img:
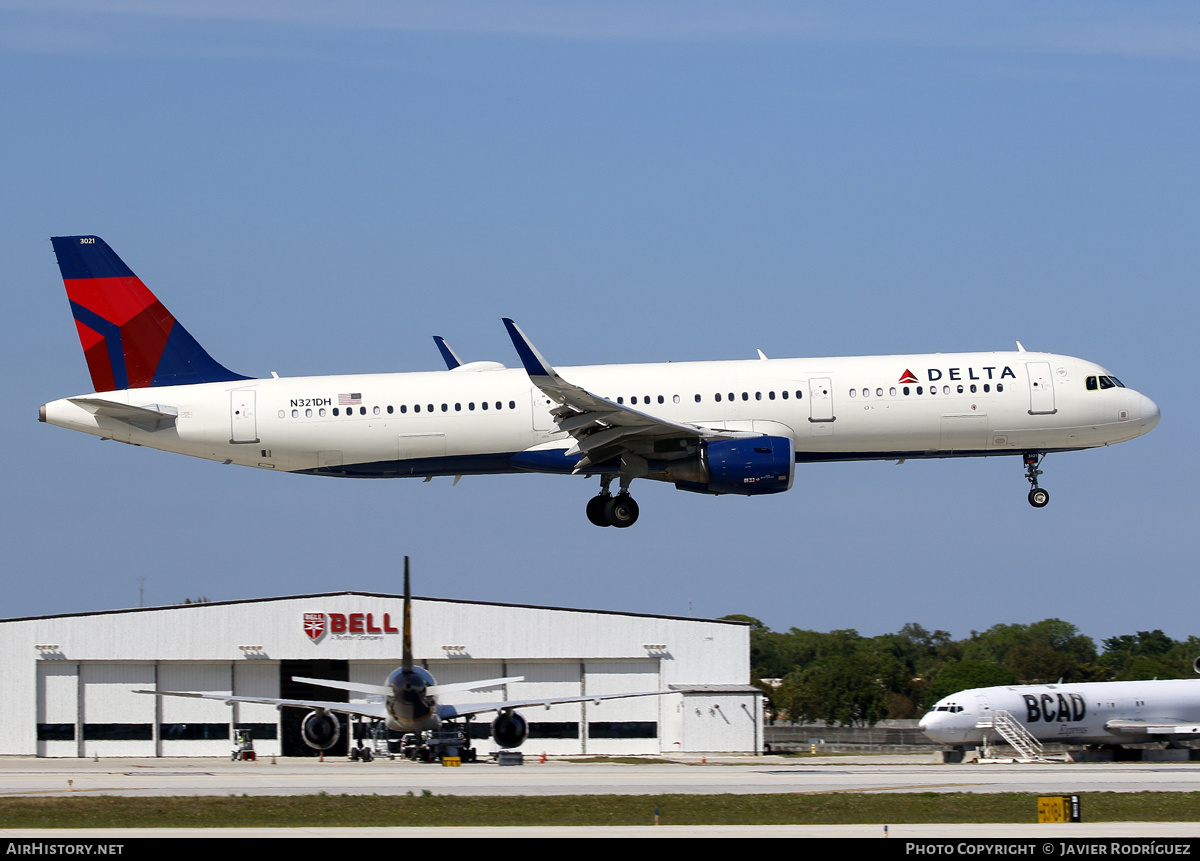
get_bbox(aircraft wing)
[436,689,680,720]
[134,689,389,721]
[503,318,756,471]
[1104,719,1200,735]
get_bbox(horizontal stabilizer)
[68,397,178,431]
[427,676,523,697]
[291,676,391,697]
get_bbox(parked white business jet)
[40,236,1160,527]
[920,674,1200,748]
[138,558,677,755]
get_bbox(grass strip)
[0,792,1197,829]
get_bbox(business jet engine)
[491,710,528,749]
[667,436,795,496]
[300,709,342,750]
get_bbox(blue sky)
[3,2,1196,645]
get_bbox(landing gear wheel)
[1023,452,1048,509]
[586,494,612,527]
[605,494,639,528]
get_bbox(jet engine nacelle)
[300,709,342,750]
[491,711,528,749]
[670,436,795,496]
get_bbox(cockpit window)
[1088,375,1125,391]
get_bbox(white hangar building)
[0,592,761,758]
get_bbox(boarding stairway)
[976,709,1047,762]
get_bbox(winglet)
[433,336,462,370]
[502,318,555,381]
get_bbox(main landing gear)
[1024,452,1049,508]
[586,476,640,528]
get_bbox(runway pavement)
[1,753,1198,798]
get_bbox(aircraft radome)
[138,558,680,760]
[920,670,1200,750]
[41,236,1160,527]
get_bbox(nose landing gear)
[1024,452,1049,508]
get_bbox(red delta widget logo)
[304,612,399,643]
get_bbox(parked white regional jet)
[138,558,678,756]
[40,236,1160,527]
[921,674,1200,748]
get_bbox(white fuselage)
[920,679,1200,747]
[41,350,1159,479]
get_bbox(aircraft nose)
[1139,394,1160,432]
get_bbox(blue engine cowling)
[674,436,795,496]
[491,711,528,749]
[300,709,342,750]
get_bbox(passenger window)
[782,391,788,399]
[876,388,883,397]
[508,401,515,409]
[319,408,326,417]
[996,383,1003,392]
[387,405,393,414]
[277,410,285,418]
[455,403,461,412]
[768,391,775,400]
[755,392,762,400]
[715,393,721,402]
[741,392,748,401]
[401,405,407,414]
[291,409,299,418]
[694,394,700,403]
[360,407,367,415]
[982,384,990,393]
[373,406,381,415]
[970,384,977,393]
[889,387,896,396]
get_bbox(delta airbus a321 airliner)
[40,236,1160,527]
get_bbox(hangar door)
[583,660,664,755]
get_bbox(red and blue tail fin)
[51,236,250,391]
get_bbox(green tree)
[776,652,908,726]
